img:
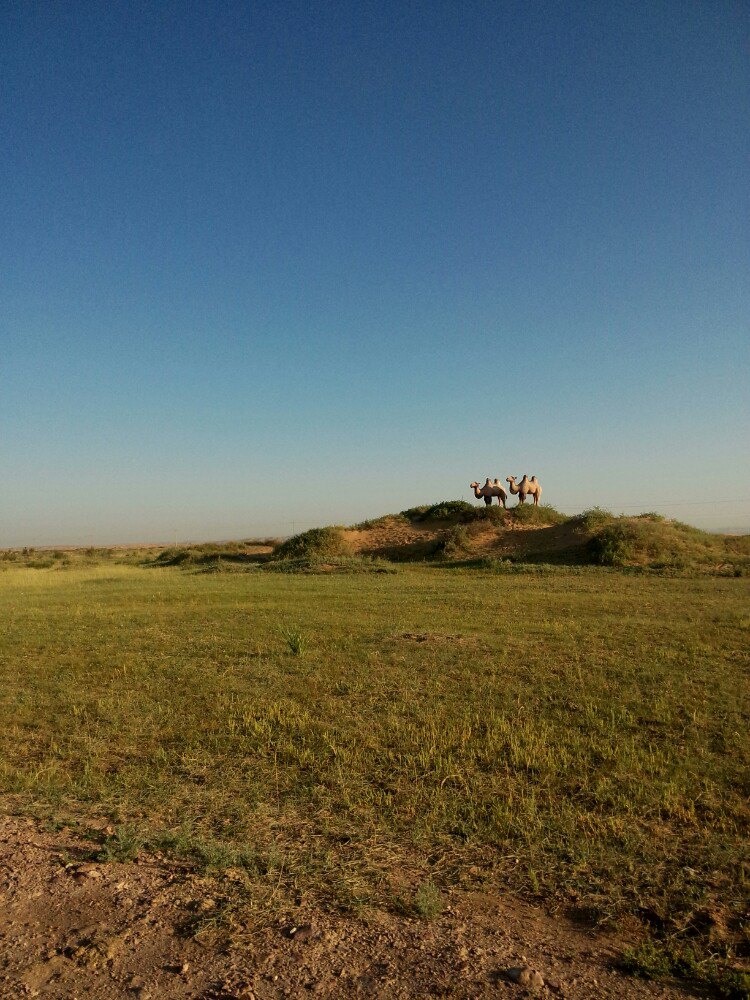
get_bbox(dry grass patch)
[0,560,748,994]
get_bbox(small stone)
[288,923,314,941]
[508,966,545,990]
[73,863,102,879]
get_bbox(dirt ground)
[0,814,703,999]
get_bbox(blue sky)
[3,1,749,544]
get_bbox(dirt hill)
[269,503,750,574]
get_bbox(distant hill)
[5,506,748,576]
[267,503,750,574]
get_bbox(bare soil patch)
[1,814,695,999]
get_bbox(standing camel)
[506,475,543,506]
[470,479,508,508]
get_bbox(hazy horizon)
[4,2,749,547]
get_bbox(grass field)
[1,555,748,992]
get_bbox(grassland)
[0,536,748,994]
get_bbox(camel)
[506,474,543,506]
[470,478,508,508]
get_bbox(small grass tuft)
[97,824,143,862]
[279,625,308,656]
[413,880,443,920]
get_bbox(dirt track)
[0,814,697,999]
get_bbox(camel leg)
[533,493,539,506]
[484,497,492,506]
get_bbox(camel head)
[506,476,516,484]
[470,482,480,489]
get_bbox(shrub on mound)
[271,526,352,561]
[402,500,506,524]
[568,507,614,533]
[585,516,750,569]
[508,504,566,526]
[150,547,198,566]
[588,523,638,566]
[401,500,475,522]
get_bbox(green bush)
[509,504,565,526]
[151,547,196,566]
[588,523,637,566]
[439,525,471,558]
[271,527,352,562]
[402,500,507,524]
[400,505,431,522]
[569,507,614,532]
[351,514,407,530]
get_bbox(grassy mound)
[270,526,352,562]
[401,500,566,528]
[148,541,271,569]
[580,511,750,572]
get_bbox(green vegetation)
[510,503,566,526]
[401,500,502,524]
[4,506,747,576]
[264,555,396,574]
[0,554,748,993]
[278,625,308,656]
[580,513,750,573]
[270,526,352,561]
[622,940,750,999]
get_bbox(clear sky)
[3,1,749,545]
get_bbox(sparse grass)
[464,557,590,574]
[263,555,396,574]
[0,543,748,993]
[352,514,408,530]
[622,940,750,999]
[97,823,143,862]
